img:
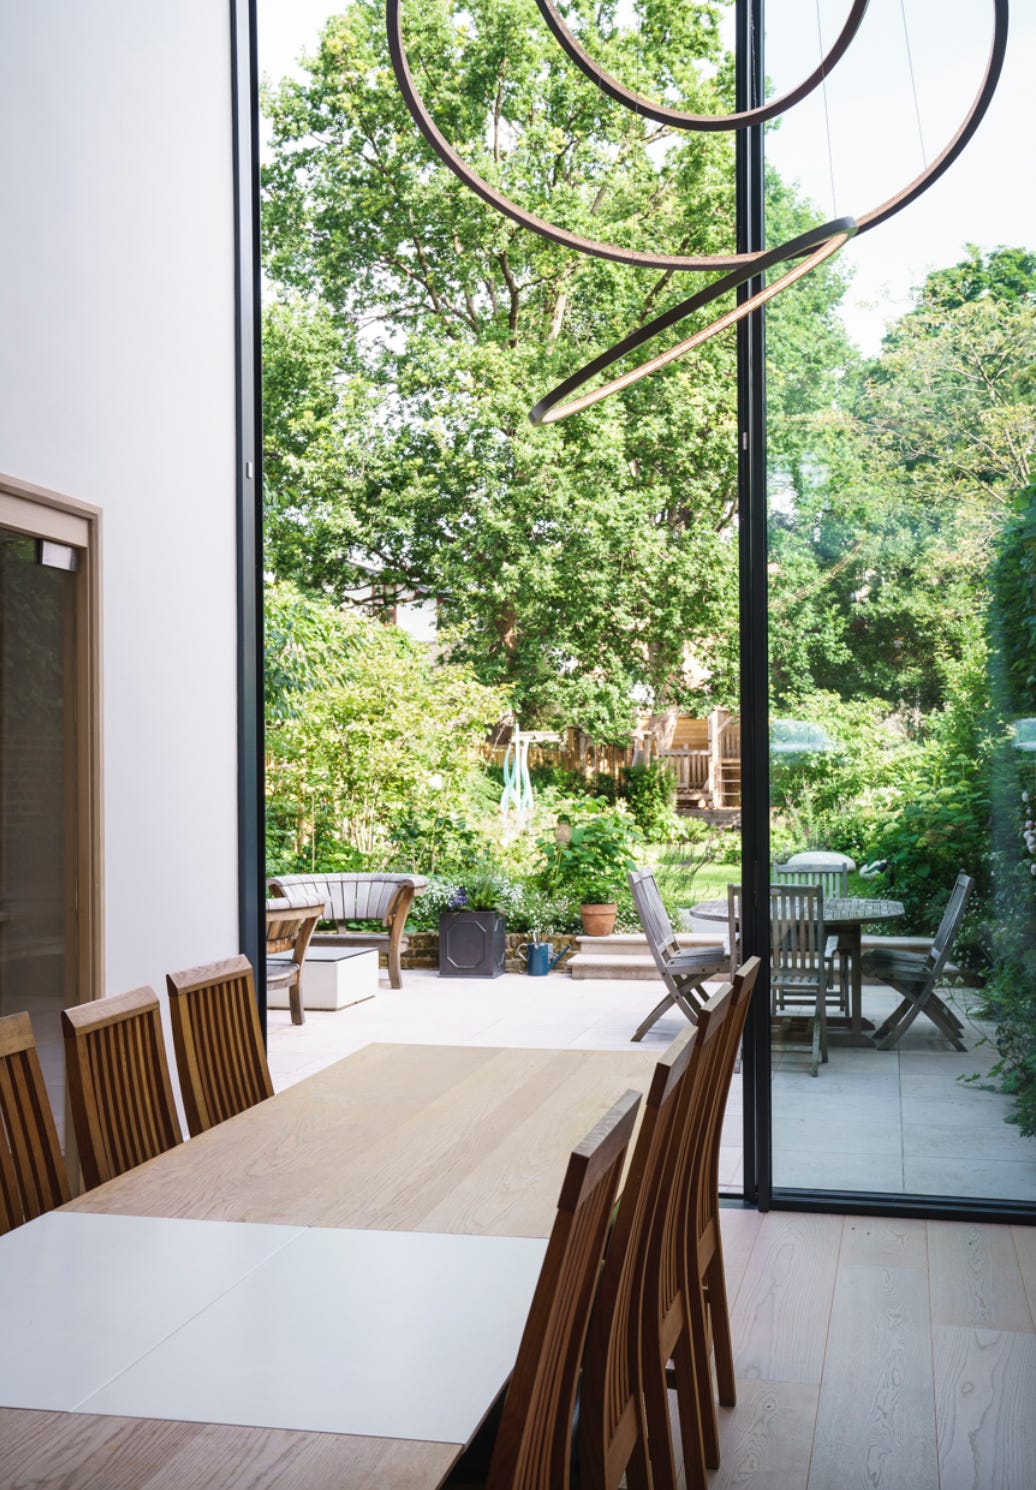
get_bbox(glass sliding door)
[762,2,1036,1208]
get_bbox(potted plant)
[538,801,643,937]
[438,858,509,978]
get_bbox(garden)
[260,2,1036,1140]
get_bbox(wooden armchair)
[167,955,273,1136]
[629,867,728,1043]
[62,987,183,1189]
[265,898,324,1026]
[0,1011,70,1232]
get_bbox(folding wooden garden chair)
[629,867,727,1042]
[863,871,973,1050]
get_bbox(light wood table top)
[2,1041,658,1490]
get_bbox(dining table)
[689,895,905,1046]
[0,1040,659,1490]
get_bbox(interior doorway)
[0,477,101,1139]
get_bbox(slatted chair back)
[630,866,679,965]
[773,861,848,899]
[638,978,736,1490]
[269,873,417,926]
[579,1033,696,1490]
[925,871,974,978]
[265,898,324,1026]
[769,884,827,989]
[0,1011,70,1233]
[484,1089,641,1490]
[62,987,183,1190]
[265,898,322,956]
[682,959,761,1476]
[166,956,273,1137]
[768,885,832,1077]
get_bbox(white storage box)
[267,947,378,1012]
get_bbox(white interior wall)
[0,3,241,997]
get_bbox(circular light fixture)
[386,1,1009,423]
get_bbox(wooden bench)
[266,873,427,990]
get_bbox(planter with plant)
[438,858,510,978]
[538,800,643,937]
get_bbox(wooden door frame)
[0,470,104,1009]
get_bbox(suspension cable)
[815,0,839,217]
[899,0,928,166]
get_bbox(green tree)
[261,0,852,740]
[769,246,1036,714]
[265,580,508,872]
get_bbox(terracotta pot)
[580,902,618,937]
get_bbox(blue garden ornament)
[501,725,535,837]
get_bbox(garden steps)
[568,932,958,983]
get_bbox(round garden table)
[689,895,905,1046]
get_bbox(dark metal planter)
[438,911,506,978]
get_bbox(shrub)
[537,797,644,905]
[979,482,1036,1134]
[619,761,678,840]
[265,581,508,874]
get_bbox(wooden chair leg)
[910,992,967,1051]
[642,1342,682,1490]
[632,991,676,1042]
[672,1327,710,1489]
[289,976,305,1026]
[387,923,404,990]
[706,1251,736,1408]
[673,987,705,1024]
[624,1421,653,1490]
[683,1282,719,1471]
[872,996,911,1045]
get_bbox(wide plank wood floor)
[705,1209,1036,1490]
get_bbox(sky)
[257,0,1034,354]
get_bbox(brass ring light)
[385,1,1009,423]
[534,0,871,132]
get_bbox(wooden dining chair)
[166,955,274,1137]
[0,1011,70,1233]
[265,897,324,1026]
[456,1088,641,1490]
[637,978,736,1490]
[62,987,183,1190]
[578,1031,697,1490]
[678,957,761,1478]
